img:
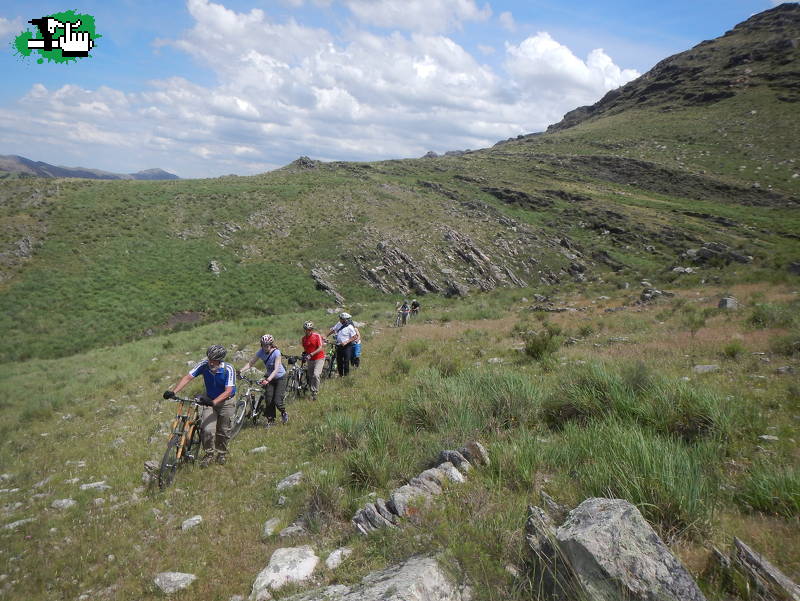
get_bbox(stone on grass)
[262,517,281,537]
[276,472,303,491]
[250,446,268,454]
[154,572,197,594]
[437,462,466,483]
[181,515,203,530]
[438,450,472,473]
[388,484,432,517]
[51,499,77,510]
[4,518,35,530]
[459,441,490,466]
[693,365,719,374]
[555,498,706,601]
[80,481,111,491]
[279,523,307,538]
[325,547,353,570]
[250,545,318,599]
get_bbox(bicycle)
[283,355,308,404]
[159,396,204,490]
[394,310,409,327]
[321,339,337,380]
[230,374,266,436]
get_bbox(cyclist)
[410,299,420,316]
[163,344,236,467]
[300,321,325,401]
[239,334,288,427]
[327,312,358,377]
[398,300,411,326]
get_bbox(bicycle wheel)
[230,396,250,438]
[298,369,308,395]
[322,356,336,380]
[394,313,401,327]
[158,434,181,490]
[184,425,202,463]
[284,371,300,405]
[251,394,264,426]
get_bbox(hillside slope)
[1,5,799,362]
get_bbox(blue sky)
[0,0,791,178]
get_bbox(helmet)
[403,300,409,304]
[206,345,227,361]
[339,312,351,320]
[260,334,274,347]
[303,321,314,330]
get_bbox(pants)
[401,312,409,325]
[306,358,324,397]
[264,376,287,421]
[351,342,361,368]
[336,343,353,377]
[199,395,235,457]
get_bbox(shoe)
[265,420,275,429]
[281,411,289,425]
[311,394,318,401]
[216,454,227,466]
[200,453,214,468]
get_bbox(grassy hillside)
[0,282,797,600]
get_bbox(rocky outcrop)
[311,269,345,304]
[352,442,487,535]
[356,242,442,296]
[526,497,706,601]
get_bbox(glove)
[163,390,175,400]
[198,398,214,407]
[301,352,309,361]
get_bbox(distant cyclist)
[328,312,358,377]
[398,300,411,326]
[239,334,288,426]
[300,321,325,401]
[163,344,236,467]
[410,299,420,317]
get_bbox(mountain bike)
[394,309,409,327]
[159,396,204,490]
[321,340,337,380]
[283,355,308,404]
[230,374,266,436]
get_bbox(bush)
[522,326,563,360]
[721,339,746,360]
[748,302,799,329]
[769,332,800,356]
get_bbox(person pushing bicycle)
[327,312,358,378]
[163,345,236,467]
[238,334,289,427]
[301,321,325,401]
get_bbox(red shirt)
[302,332,325,360]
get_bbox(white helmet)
[260,334,274,347]
[339,312,351,320]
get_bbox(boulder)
[459,441,490,467]
[154,572,196,594]
[181,515,203,530]
[262,517,281,537]
[325,547,353,570]
[279,555,470,601]
[718,296,738,310]
[438,450,472,473]
[555,498,706,601]
[437,462,466,483]
[388,484,432,517]
[251,546,319,599]
[276,472,303,491]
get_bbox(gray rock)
[250,446,268,454]
[325,547,353,571]
[51,499,77,510]
[154,572,197,594]
[276,472,303,491]
[409,475,442,496]
[80,481,111,491]
[459,441,490,467]
[758,435,779,442]
[4,518,35,530]
[250,545,319,599]
[438,450,472,473]
[718,296,738,310]
[263,517,281,537]
[437,462,466,484]
[374,498,397,524]
[776,366,795,375]
[388,484,432,517]
[693,364,719,374]
[556,498,706,601]
[279,523,307,537]
[362,503,395,530]
[279,555,470,601]
[181,515,203,530]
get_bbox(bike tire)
[230,397,249,438]
[251,394,263,426]
[184,424,202,463]
[158,434,181,490]
[322,356,336,380]
[298,369,308,395]
[284,372,300,405]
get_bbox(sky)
[0,0,793,179]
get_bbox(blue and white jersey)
[189,359,236,399]
[256,348,286,379]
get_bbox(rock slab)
[251,545,319,599]
[154,572,197,594]
[555,498,706,601]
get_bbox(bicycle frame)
[167,397,201,460]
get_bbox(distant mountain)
[0,154,179,180]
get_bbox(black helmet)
[206,345,227,361]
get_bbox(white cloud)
[0,16,23,41]
[499,11,515,32]
[343,0,491,34]
[0,0,639,178]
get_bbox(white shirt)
[332,322,357,345]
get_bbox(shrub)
[769,332,800,356]
[748,302,799,329]
[405,339,429,357]
[722,340,746,360]
[522,327,563,360]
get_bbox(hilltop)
[0,154,179,181]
